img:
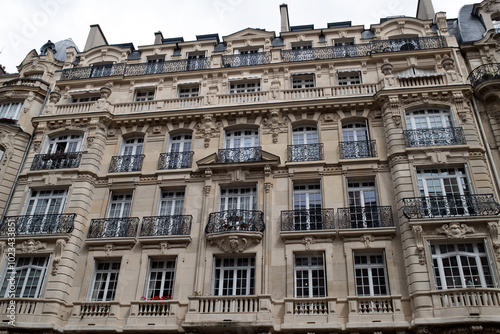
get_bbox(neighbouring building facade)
[1,1,500,334]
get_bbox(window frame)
[144,258,177,299]
[134,90,156,102]
[229,81,261,94]
[178,86,200,98]
[0,256,50,298]
[212,256,255,296]
[353,252,389,296]
[292,74,315,89]
[0,101,24,120]
[294,253,327,298]
[405,108,453,130]
[337,71,362,85]
[71,96,99,103]
[45,134,83,154]
[219,186,257,211]
[88,260,121,301]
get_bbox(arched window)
[288,125,323,161]
[160,133,193,169]
[220,129,260,163]
[341,122,376,158]
[31,134,83,170]
[109,137,145,173]
[46,134,83,153]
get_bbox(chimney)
[154,31,164,45]
[280,4,290,32]
[416,0,435,20]
[84,24,108,51]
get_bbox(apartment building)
[0,1,499,333]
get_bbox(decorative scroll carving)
[18,239,45,253]
[412,225,426,265]
[160,242,170,255]
[209,235,261,253]
[360,234,375,248]
[302,237,316,250]
[195,115,221,148]
[104,243,115,256]
[52,239,66,275]
[488,222,500,261]
[261,109,289,143]
[436,223,475,239]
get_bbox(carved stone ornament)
[104,243,115,256]
[302,237,316,250]
[488,222,500,261]
[381,62,394,76]
[52,239,66,275]
[18,239,45,253]
[412,225,426,265]
[261,109,289,143]
[209,235,261,253]
[160,242,170,255]
[436,223,475,239]
[360,234,375,248]
[195,114,221,148]
[392,114,402,128]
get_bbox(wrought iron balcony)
[287,143,324,162]
[338,206,393,229]
[404,127,466,147]
[468,63,500,87]
[0,213,75,235]
[217,147,262,163]
[281,209,335,231]
[60,58,211,80]
[140,215,192,237]
[87,217,139,238]
[403,194,500,219]
[222,52,271,67]
[339,140,377,159]
[281,36,446,62]
[158,152,194,170]
[108,154,145,173]
[205,209,265,234]
[31,152,82,170]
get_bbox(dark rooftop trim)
[196,34,220,43]
[327,21,352,28]
[111,43,135,51]
[290,24,314,31]
[162,37,185,44]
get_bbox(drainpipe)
[1,86,51,223]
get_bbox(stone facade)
[1,1,500,334]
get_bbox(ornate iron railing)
[218,147,262,163]
[60,59,211,80]
[205,209,265,234]
[338,206,393,229]
[281,209,335,231]
[468,63,500,87]
[158,152,194,170]
[281,37,446,62]
[339,140,377,159]
[31,152,82,170]
[108,154,145,173]
[0,214,75,235]
[403,194,500,219]
[222,52,271,67]
[287,143,324,162]
[87,217,139,238]
[140,215,192,236]
[404,127,466,147]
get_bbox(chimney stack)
[416,0,435,20]
[280,4,290,32]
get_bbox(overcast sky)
[1,0,475,73]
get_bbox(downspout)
[1,86,51,223]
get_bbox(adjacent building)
[1,1,500,333]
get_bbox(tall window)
[294,254,326,298]
[122,138,144,156]
[405,108,458,147]
[0,257,49,298]
[187,52,206,71]
[159,191,184,216]
[417,167,472,217]
[293,184,322,230]
[146,58,164,74]
[135,90,155,102]
[406,109,451,130]
[0,101,23,120]
[104,192,133,237]
[89,261,121,301]
[213,257,255,296]
[333,39,356,58]
[220,187,256,211]
[431,243,494,289]
[115,137,144,172]
[145,259,176,299]
[342,122,373,158]
[290,125,321,161]
[293,126,318,145]
[107,193,132,218]
[347,180,379,228]
[221,129,260,163]
[46,134,82,153]
[354,253,389,296]
[25,189,67,234]
[338,72,361,85]
[162,133,192,169]
[229,82,261,94]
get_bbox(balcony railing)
[281,209,335,231]
[339,140,377,159]
[158,152,194,170]
[0,298,39,315]
[287,143,324,162]
[218,147,262,163]
[432,288,500,308]
[404,127,466,147]
[354,296,395,314]
[87,217,139,238]
[140,215,192,237]
[0,213,75,235]
[222,52,271,67]
[108,154,145,173]
[31,152,82,170]
[338,206,393,229]
[468,63,500,87]
[205,209,265,234]
[282,36,446,62]
[403,194,500,219]
[60,59,211,80]
[196,295,260,313]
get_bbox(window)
[341,122,374,158]
[163,133,193,169]
[354,253,388,296]
[294,254,326,298]
[234,48,262,55]
[229,81,261,94]
[90,64,113,78]
[26,73,43,79]
[89,261,121,301]
[333,38,357,58]
[145,259,176,299]
[404,108,461,147]
[113,137,144,172]
[0,257,49,298]
[187,52,206,71]
[220,187,256,211]
[293,126,318,145]
[107,193,132,218]
[347,180,379,228]
[334,38,355,46]
[122,137,143,156]
[0,101,23,120]
[293,184,322,230]
[225,129,259,148]
[178,86,199,98]
[292,74,315,89]
[417,167,473,217]
[213,256,255,296]
[290,125,322,162]
[0,148,4,162]
[135,90,155,102]
[46,134,82,153]
[71,96,99,103]
[406,109,451,130]
[493,16,500,30]
[103,192,133,238]
[23,189,67,234]
[338,72,361,85]
[146,58,165,74]
[221,129,260,163]
[291,42,313,61]
[431,242,494,289]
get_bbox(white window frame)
[229,81,261,94]
[0,101,23,120]
[178,86,200,98]
[338,71,361,85]
[224,129,259,149]
[159,190,185,216]
[144,258,176,299]
[121,137,143,156]
[0,256,50,298]
[292,74,315,89]
[342,122,372,159]
[25,189,67,216]
[354,252,389,296]
[405,108,452,130]
[290,42,313,61]
[107,192,133,218]
[71,96,99,103]
[292,126,318,145]
[212,256,255,296]
[431,242,495,290]
[293,183,322,231]
[219,187,256,211]
[294,254,326,298]
[135,90,155,102]
[46,134,83,153]
[88,260,121,301]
